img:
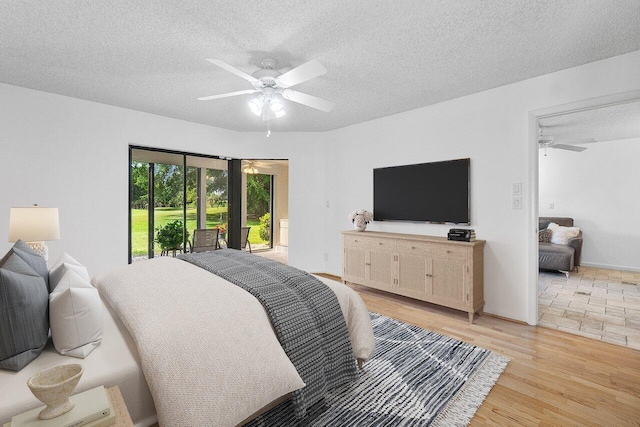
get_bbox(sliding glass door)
[129,148,228,262]
[185,155,228,248]
[130,148,287,262]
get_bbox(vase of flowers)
[348,209,373,232]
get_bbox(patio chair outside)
[188,228,219,253]
[241,226,252,253]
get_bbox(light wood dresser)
[342,230,485,323]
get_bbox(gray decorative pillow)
[538,229,553,243]
[0,254,49,371]
[0,240,49,292]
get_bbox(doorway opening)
[530,92,640,349]
[241,160,289,254]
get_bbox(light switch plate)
[512,197,522,210]
[512,182,522,196]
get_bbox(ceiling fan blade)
[554,138,597,144]
[282,89,334,112]
[205,59,259,84]
[197,89,259,101]
[275,60,327,88]
[552,144,588,152]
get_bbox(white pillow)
[547,222,580,245]
[49,268,103,358]
[49,253,90,292]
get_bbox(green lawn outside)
[131,207,267,256]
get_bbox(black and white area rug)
[249,313,509,426]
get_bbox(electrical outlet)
[549,202,554,209]
[325,200,330,208]
[324,253,329,262]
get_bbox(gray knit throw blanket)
[178,250,357,418]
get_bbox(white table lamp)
[8,205,60,261]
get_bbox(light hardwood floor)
[317,275,640,426]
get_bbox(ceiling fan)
[242,160,274,174]
[198,58,335,121]
[538,129,596,156]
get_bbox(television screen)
[373,158,470,224]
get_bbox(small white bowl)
[27,364,84,420]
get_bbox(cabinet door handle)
[365,263,371,266]
[378,242,382,245]
[411,246,416,249]
[426,273,432,277]
[446,250,451,253]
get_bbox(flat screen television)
[373,158,470,224]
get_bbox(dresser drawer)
[344,235,396,251]
[397,240,467,260]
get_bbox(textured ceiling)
[1,1,640,132]
[539,100,640,144]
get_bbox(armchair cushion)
[539,242,575,272]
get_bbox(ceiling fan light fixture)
[270,100,284,113]
[243,162,259,174]
[260,96,287,121]
[270,100,286,118]
[248,96,264,117]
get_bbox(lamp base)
[26,241,48,261]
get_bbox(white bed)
[1,257,374,427]
[0,298,157,426]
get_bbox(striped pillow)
[0,254,49,371]
[538,228,553,243]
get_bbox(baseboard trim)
[581,262,640,273]
[483,312,528,325]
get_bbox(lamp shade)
[8,207,60,242]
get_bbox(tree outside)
[131,162,270,257]
[246,174,272,247]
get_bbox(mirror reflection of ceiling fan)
[538,128,596,156]
[242,160,274,174]
[198,58,335,122]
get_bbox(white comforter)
[92,257,374,427]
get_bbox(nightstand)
[106,386,133,427]
[3,386,133,427]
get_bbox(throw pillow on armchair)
[547,222,580,245]
[538,229,553,243]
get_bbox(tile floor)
[254,247,288,264]
[538,266,640,350]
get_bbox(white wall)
[236,132,327,271]
[2,49,640,323]
[0,83,325,275]
[316,50,640,322]
[0,83,232,274]
[539,138,640,272]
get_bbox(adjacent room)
[1,2,639,426]
[537,101,640,348]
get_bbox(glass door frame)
[128,145,230,263]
